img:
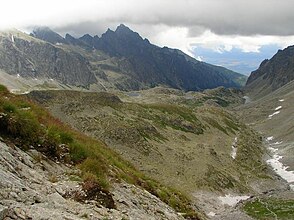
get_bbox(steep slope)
[238,80,294,184]
[245,45,294,99]
[0,85,202,219]
[0,140,188,220]
[0,30,97,88]
[31,26,68,45]
[237,78,294,220]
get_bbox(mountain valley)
[0,24,294,220]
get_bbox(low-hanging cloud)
[2,0,294,60]
[2,0,294,36]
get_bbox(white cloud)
[190,32,294,53]
[1,0,294,58]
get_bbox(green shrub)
[79,158,109,189]
[3,103,17,113]
[0,84,8,93]
[69,142,88,163]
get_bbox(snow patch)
[231,137,238,159]
[11,34,14,43]
[207,212,216,217]
[275,106,282,111]
[10,89,30,95]
[218,194,250,206]
[17,74,20,78]
[272,141,283,145]
[279,99,285,102]
[266,136,274,141]
[243,96,251,104]
[268,147,278,153]
[290,184,294,191]
[268,111,280,119]
[267,155,294,183]
[231,147,237,159]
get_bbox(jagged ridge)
[28,25,246,91]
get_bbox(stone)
[0,205,8,220]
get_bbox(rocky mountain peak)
[64,33,75,42]
[115,24,132,33]
[31,26,67,44]
[100,24,143,43]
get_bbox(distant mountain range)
[0,25,247,92]
[246,45,294,98]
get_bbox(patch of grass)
[243,198,294,219]
[203,117,228,135]
[0,84,9,93]
[3,103,17,113]
[138,103,204,135]
[48,174,58,183]
[199,165,240,191]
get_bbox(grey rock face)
[0,32,97,87]
[31,27,68,45]
[246,45,294,97]
[0,141,184,219]
[0,204,8,220]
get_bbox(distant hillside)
[32,25,246,90]
[0,25,246,92]
[245,45,294,99]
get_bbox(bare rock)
[0,204,8,220]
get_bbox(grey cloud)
[31,0,294,37]
[54,21,117,37]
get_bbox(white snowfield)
[279,99,285,102]
[218,194,250,206]
[267,155,294,183]
[266,137,294,186]
[207,212,216,217]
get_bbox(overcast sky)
[2,0,294,74]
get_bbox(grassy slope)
[243,198,294,219]
[27,88,271,196]
[0,85,202,219]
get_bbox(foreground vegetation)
[243,198,294,219]
[0,85,202,219]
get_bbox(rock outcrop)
[0,31,97,88]
[0,140,184,219]
[245,45,294,98]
